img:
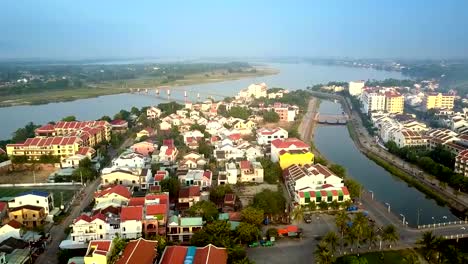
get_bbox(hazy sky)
[1,0,467,60]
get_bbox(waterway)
[0,63,404,140]
[314,100,458,225]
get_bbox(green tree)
[402,252,420,264]
[416,231,439,262]
[228,106,251,119]
[72,158,98,182]
[130,106,140,116]
[11,122,40,143]
[209,184,233,203]
[190,124,206,133]
[160,177,181,198]
[329,164,346,178]
[291,205,305,223]
[241,207,264,226]
[350,212,369,248]
[98,115,112,122]
[187,200,219,221]
[191,220,234,248]
[262,110,280,123]
[236,222,260,244]
[318,201,329,211]
[109,236,128,263]
[158,101,183,116]
[114,109,131,121]
[252,189,286,215]
[257,158,282,184]
[382,224,399,248]
[61,115,77,122]
[315,241,334,264]
[323,231,339,255]
[197,140,213,157]
[266,228,278,239]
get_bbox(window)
[33,214,36,217]
[14,215,17,219]
[36,200,39,204]
[123,227,126,231]
[99,225,102,229]
[100,235,103,239]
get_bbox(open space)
[0,186,79,207]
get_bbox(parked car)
[304,214,312,223]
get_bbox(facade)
[348,81,365,96]
[84,240,113,264]
[392,129,427,148]
[423,93,455,110]
[298,187,351,206]
[159,244,228,264]
[224,162,239,184]
[8,191,54,215]
[361,90,386,114]
[272,105,297,122]
[239,160,264,183]
[384,91,404,114]
[8,205,46,228]
[94,185,131,208]
[256,127,288,145]
[455,149,468,177]
[167,216,203,243]
[279,149,314,169]
[120,206,143,239]
[70,214,114,243]
[270,138,309,162]
[110,120,128,134]
[112,152,148,168]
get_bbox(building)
[423,93,455,110]
[120,206,143,239]
[178,186,201,210]
[94,185,131,208]
[147,107,162,120]
[112,151,148,168]
[116,238,158,264]
[101,168,152,189]
[110,120,128,134]
[84,240,113,264]
[348,81,365,96]
[279,149,314,169]
[136,127,156,139]
[0,220,22,243]
[384,91,404,114]
[455,149,468,177]
[70,213,113,243]
[361,90,386,114]
[178,170,212,188]
[159,244,228,264]
[392,129,427,148]
[8,191,54,215]
[297,187,351,206]
[35,121,111,142]
[8,205,46,228]
[167,216,203,243]
[224,162,239,184]
[256,127,288,145]
[239,160,264,183]
[272,103,297,122]
[270,138,309,162]
[130,141,157,157]
[237,83,268,99]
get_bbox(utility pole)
[80,170,83,185]
[417,209,421,227]
[33,170,36,184]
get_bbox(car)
[304,214,312,223]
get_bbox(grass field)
[336,249,423,264]
[0,186,78,207]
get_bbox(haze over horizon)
[2,0,468,60]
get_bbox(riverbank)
[309,91,468,215]
[0,67,279,107]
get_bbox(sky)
[1,0,468,60]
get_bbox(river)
[0,63,404,140]
[314,100,458,225]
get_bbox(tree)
[160,177,180,198]
[252,189,286,215]
[130,106,140,116]
[339,256,369,264]
[61,115,77,122]
[323,232,339,255]
[209,184,233,203]
[262,110,280,123]
[318,201,329,211]
[291,205,305,223]
[158,102,183,116]
[416,231,439,262]
[329,164,346,178]
[315,241,334,264]
[11,122,40,143]
[187,200,219,221]
[344,178,362,198]
[197,140,213,157]
[382,224,399,248]
[72,158,98,182]
[351,212,369,248]
[257,158,281,184]
[266,228,278,239]
[402,252,420,264]
[335,210,350,230]
[236,222,260,244]
[330,200,340,210]
[365,226,378,250]
[190,124,206,133]
[241,207,264,226]
[308,201,317,211]
[109,236,128,263]
[98,115,112,122]
[114,109,131,121]
[191,220,234,248]
[228,106,251,119]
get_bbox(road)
[35,178,101,264]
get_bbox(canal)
[314,100,459,225]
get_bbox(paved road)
[35,178,101,264]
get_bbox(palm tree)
[416,231,438,262]
[345,228,358,252]
[308,201,317,211]
[351,212,369,250]
[330,200,340,210]
[315,242,334,264]
[335,211,350,252]
[402,252,420,264]
[382,224,399,248]
[365,226,378,250]
[291,205,305,223]
[323,232,339,256]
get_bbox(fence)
[418,220,468,229]
[0,182,82,188]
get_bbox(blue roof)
[17,190,50,198]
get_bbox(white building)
[8,191,54,215]
[101,168,152,189]
[70,213,117,243]
[348,80,365,96]
[112,152,149,169]
[146,107,162,120]
[239,160,264,183]
[361,90,386,114]
[178,170,212,188]
[120,206,143,239]
[256,127,288,145]
[238,83,268,99]
[270,138,309,162]
[284,164,344,192]
[0,221,22,243]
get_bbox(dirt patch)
[262,121,292,130]
[0,164,57,184]
[236,183,278,207]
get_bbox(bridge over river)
[314,112,349,125]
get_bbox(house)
[8,205,46,228]
[153,170,169,185]
[167,216,203,243]
[183,130,204,145]
[94,185,131,208]
[159,244,228,264]
[62,147,96,168]
[112,151,148,168]
[178,170,212,188]
[279,149,314,169]
[272,103,297,122]
[0,220,22,243]
[455,149,468,177]
[116,238,158,264]
[130,141,157,157]
[392,129,427,148]
[242,145,264,161]
[120,206,143,239]
[270,138,309,162]
[224,162,238,184]
[8,190,54,216]
[206,121,223,135]
[232,120,256,134]
[159,121,172,131]
[147,107,162,120]
[0,202,8,222]
[239,160,264,183]
[110,119,128,133]
[84,240,113,264]
[256,127,288,145]
[159,145,178,163]
[178,186,201,210]
[70,213,116,243]
[143,193,169,236]
[297,187,351,206]
[237,83,268,99]
[101,168,152,189]
[136,127,156,139]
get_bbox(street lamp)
[432,217,435,230]
[442,216,448,222]
[400,214,406,226]
[417,208,422,227]
[369,190,374,200]
[385,203,391,213]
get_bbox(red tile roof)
[6,220,22,229]
[35,124,55,132]
[110,119,128,126]
[116,238,157,264]
[239,160,251,170]
[76,147,96,156]
[88,240,112,255]
[271,138,309,149]
[179,186,201,198]
[163,139,175,147]
[228,133,241,141]
[193,244,228,264]
[146,204,167,216]
[95,185,131,199]
[0,202,7,212]
[128,197,145,206]
[121,206,143,221]
[159,246,187,264]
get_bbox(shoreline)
[0,67,279,108]
[307,91,467,215]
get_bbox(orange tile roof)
[116,238,157,264]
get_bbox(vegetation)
[365,78,416,87]
[209,184,233,204]
[262,110,280,123]
[187,200,219,221]
[109,236,128,263]
[257,157,282,184]
[61,115,77,121]
[72,157,98,182]
[158,102,184,116]
[11,122,40,143]
[228,106,252,119]
[240,207,264,226]
[416,231,467,263]
[252,189,286,215]
[160,177,181,198]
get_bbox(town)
[0,78,467,264]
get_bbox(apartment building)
[423,93,455,110]
[455,149,468,177]
[348,80,365,96]
[6,136,84,161]
[361,90,386,114]
[384,91,404,114]
[35,120,111,143]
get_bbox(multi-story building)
[8,205,46,228]
[70,213,114,243]
[270,138,309,162]
[384,91,404,114]
[8,191,54,215]
[120,206,143,239]
[348,80,365,96]
[256,127,288,145]
[35,121,111,141]
[237,83,268,99]
[361,90,386,114]
[101,168,152,189]
[279,149,314,169]
[423,92,455,110]
[178,170,212,188]
[392,129,427,148]
[146,106,162,120]
[167,216,203,243]
[239,160,264,183]
[160,244,228,264]
[84,240,113,264]
[271,103,297,122]
[177,186,201,210]
[116,238,158,264]
[455,149,468,177]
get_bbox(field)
[0,186,78,207]
[336,249,424,264]
[0,67,278,107]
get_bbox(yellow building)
[8,205,46,228]
[279,149,314,169]
[84,240,113,264]
[6,136,83,162]
[423,93,455,110]
[385,92,404,114]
